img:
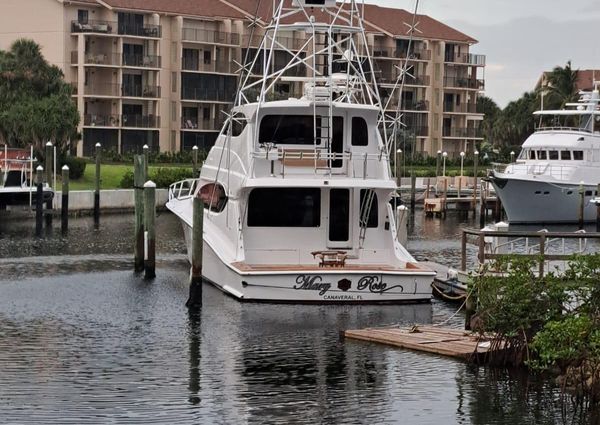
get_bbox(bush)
[119,167,194,189]
[62,156,87,179]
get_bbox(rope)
[430,283,476,328]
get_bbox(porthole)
[543,191,550,195]
[534,191,541,195]
[566,190,573,195]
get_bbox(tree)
[477,95,501,146]
[0,39,79,157]
[543,60,579,110]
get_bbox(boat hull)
[181,222,434,304]
[489,174,598,224]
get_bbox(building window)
[182,48,199,71]
[351,117,368,146]
[171,72,177,93]
[248,188,321,227]
[203,50,211,65]
[78,10,89,24]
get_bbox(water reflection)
[0,211,598,423]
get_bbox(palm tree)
[543,61,579,110]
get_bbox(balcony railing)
[379,74,430,86]
[84,114,121,127]
[118,23,161,38]
[182,28,240,45]
[443,102,479,114]
[372,47,432,61]
[122,54,161,68]
[181,117,226,131]
[71,20,115,34]
[182,59,236,74]
[122,115,160,128]
[242,34,308,50]
[442,127,483,138]
[122,85,161,98]
[403,100,430,111]
[443,76,485,90]
[404,126,429,137]
[445,52,486,66]
[181,87,234,102]
[83,83,121,97]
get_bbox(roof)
[77,0,477,43]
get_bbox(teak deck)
[343,326,493,360]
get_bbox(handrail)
[168,178,199,201]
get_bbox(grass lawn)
[69,163,193,190]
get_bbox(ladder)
[358,188,376,248]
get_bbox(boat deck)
[231,261,431,273]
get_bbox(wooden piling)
[472,153,479,215]
[144,180,156,279]
[435,151,441,177]
[187,196,204,308]
[192,145,199,177]
[443,178,448,216]
[143,144,149,177]
[35,166,44,236]
[410,171,416,210]
[61,165,69,234]
[94,143,101,226]
[579,182,585,230]
[134,155,146,272]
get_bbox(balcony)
[379,73,430,86]
[118,23,161,38]
[84,114,121,127]
[404,126,429,137]
[122,115,160,128]
[182,58,235,74]
[372,47,432,61]
[182,28,240,45]
[83,83,121,97]
[443,76,485,90]
[122,54,161,68]
[181,87,234,102]
[181,117,225,131]
[71,51,122,66]
[403,100,430,111]
[71,20,115,34]
[445,52,486,66]
[443,102,479,114]
[122,85,161,98]
[242,34,307,50]
[442,127,482,138]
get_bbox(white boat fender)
[447,268,458,281]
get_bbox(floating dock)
[343,325,493,360]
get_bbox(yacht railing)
[503,163,577,181]
[535,126,592,133]
[168,178,199,201]
[251,149,390,179]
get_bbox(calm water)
[0,211,597,424]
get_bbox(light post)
[510,151,515,163]
[436,150,442,177]
[460,151,465,176]
[442,151,448,177]
[395,149,402,184]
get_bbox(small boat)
[167,0,435,303]
[0,147,53,208]
[488,84,600,223]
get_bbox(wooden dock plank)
[344,326,492,360]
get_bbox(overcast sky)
[364,0,600,107]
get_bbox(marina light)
[442,151,448,177]
[510,151,515,162]
[474,150,479,155]
[460,151,465,176]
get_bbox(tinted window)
[259,115,316,145]
[248,188,320,227]
[537,150,547,160]
[549,150,558,160]
[573,150,584,160]
[329,189,349,241]
[528,150,536,160]
[359,189,378,228]
[560,151,571,160]
[352,117,368,146]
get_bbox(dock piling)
[143,180,156,279]
[94,143,101,226]
[35,166,43,237]
[143,144,149,177]
[44,142,52,185]
[187,196,204,308]
[435,150,441,177]
[134,155,146,272]
[579,182,585,229]
[596,183,600,232]
[410,170,416,211]
[472,151,479,215]
[61,165,69,234]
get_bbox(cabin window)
[528,150,536,160]
[259,115,317,145]
[359,189,378,228]
[549,150,558,160]
[248,188,320,227]
[537,150,547,160]
[560,151,571,160]
[199,183,228,213]
[352,117,369,146]
[573,150,584,160]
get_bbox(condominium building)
[0,0,485,157]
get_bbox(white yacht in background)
[167,0,434,303]
[488,85,600,223]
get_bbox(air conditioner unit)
[292,0,336,8]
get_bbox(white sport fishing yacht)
[488,85,600,223]
[167,0,435,303]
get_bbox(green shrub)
[119,167,194,189]
[119,170,134,188]
[62,156,87,179]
